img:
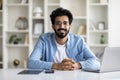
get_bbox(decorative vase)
[33,7,42,17]
[100,34,105,44]
[13,59,20,67]
[15,17,28,30]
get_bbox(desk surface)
[0,69,120,80]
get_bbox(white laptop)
[92,47,120,73]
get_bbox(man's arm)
[28,38,53,70]
[78,37,100,71]
[80,44,100,71]
[28,59,53,69]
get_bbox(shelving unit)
[3,0,29,69]
[2,0,109,69]
[88,0,109,57]
[30,0,45,50]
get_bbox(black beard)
[54,28,69,39]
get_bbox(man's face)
[52,16,71,39]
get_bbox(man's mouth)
[57,28,67,31]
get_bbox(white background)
[109,0,120,47]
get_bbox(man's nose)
[59,23,65,28]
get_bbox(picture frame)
[33,23,43,35]
[98,22,105,30]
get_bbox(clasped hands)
[52,58,81,70]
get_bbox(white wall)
[109,0,120,47]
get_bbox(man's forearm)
[28,59,53,69]
[80,59,100,71]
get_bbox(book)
[77,25,86,35]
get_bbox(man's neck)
[55,36,68,45]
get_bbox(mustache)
[57,28,67,31]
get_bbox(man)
[28,7,100,71]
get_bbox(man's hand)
[72,62,81,69]
[52,59,74,70]
[62,58,82,70]
[61,58,74,70]
[52,58,82,70]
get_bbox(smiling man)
[28,7,100,71]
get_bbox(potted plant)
[9,35,22,44]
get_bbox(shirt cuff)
[44,62,53,69]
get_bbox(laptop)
[90,47,120,73]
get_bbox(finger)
[62,62,71,66]
[62,60,75,64]
[69,67,74,70]
[62,59,75,64]
[62,64,73,70]
[62,58,72,62]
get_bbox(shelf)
[89,30,108,33]
[89,3,108,6]
[47,0,60,4]
[32,17,44,20]
[74,16,87,19]
[6,44,29,47]
[47,3,60,6]
[32,35,40,39]
[90,44,108,47]
[6,30,29,33]
[7,3,29,7]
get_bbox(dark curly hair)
[50,7,73,25]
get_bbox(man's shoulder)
[40,32,54,39]
[69,33,83,40]
[67,33,85,48]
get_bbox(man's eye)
[55,21,68,25]
[55,22,61,25]
[63,22,68,25]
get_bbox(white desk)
[0,69,120,80]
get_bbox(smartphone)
[45,69,54,73]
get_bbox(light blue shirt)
[28,33,100,71]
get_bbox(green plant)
[14,38,21,44]
[9,35,22,44]
[9,35,17,43]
